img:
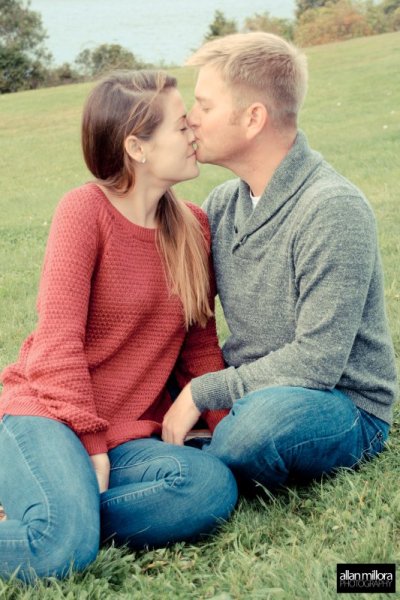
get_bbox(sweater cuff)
[79,431,108,455]
[191,369,233,412]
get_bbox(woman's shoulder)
[184,201,208,226]
[56,182,105,217]
[53,183,114,233]
[183,200,211,247]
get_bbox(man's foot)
[0,504,6,521]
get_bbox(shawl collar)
[234,130,324,240]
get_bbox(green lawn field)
[0,31,399,599]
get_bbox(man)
[162,32,398,491]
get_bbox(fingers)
[161,383,201,445]
[96,473,109,493]
[161,418,184,445]
[90,453,110,492]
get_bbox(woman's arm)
[24,188,109,454]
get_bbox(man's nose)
[187,107,197,128]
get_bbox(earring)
[141,156,146,164]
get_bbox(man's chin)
[196,151,214,165]
[194,151,206,164]
[196,148,223,166]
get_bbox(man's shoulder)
[303,161,372,214]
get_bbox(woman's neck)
[98,182,165,228]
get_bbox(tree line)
[1,0,399,94]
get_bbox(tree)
[45,62,81,87]
[0,0,51,93]
[362,0,392,34]
[0,45,28,92]
[294,0,373,46]
[204,10,238,41]
[389,7,400,28]
[243,11,294,40]
[295,0,339,18]
[379,0,400,29]
[381,0,400,13]
[75,44,147,78]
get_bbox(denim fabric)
[205,386,390,491]
[0,417,237,582]
[101,437,237,548]
[0,416,100,582]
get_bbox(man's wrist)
[191,370,233,412]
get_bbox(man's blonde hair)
[187,32,308,129]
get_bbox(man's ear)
[124,135,146,163]
[244,103,268,139]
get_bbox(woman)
[0,71,237,582]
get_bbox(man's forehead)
[195,66,228,96]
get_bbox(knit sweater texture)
[191,131,398,423]
[0,183,226,454]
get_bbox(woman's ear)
[244,103,268,140]
[124,135,146,164]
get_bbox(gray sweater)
[191,131,398,424]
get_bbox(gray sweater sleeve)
[191,194,378,411]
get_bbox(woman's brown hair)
[81,70,212,328]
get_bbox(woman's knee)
[151,445,238,522]
[45,519,100,578]
[4,514,100,583]
[188,450,238,522]
[100,446,237,548]
[43,503,100,577]
[5,481,100,581]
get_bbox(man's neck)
[232,129,297,197]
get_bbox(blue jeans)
[0,416,237,582]
[204,386,390,491]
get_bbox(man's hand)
[162,383,201,445]
[90,452,110,493]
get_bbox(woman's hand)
[162,383,201,445]
[90,453,110,493]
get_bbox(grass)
[0,31,399,599]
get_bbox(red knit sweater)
[0,183,226,455]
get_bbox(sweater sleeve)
[25,189,109,454]
[191,194,378,411]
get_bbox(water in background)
[30,0,295,66]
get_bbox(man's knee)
[208,388,289,459]
[205,386,342,479]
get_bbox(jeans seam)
[360,429,385,460]
[1,419,51,546]
[110,455,183,475]
[100,480,166,508]
[252,412,361,481]
[105,455,186,508]
[281,412,360,455]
